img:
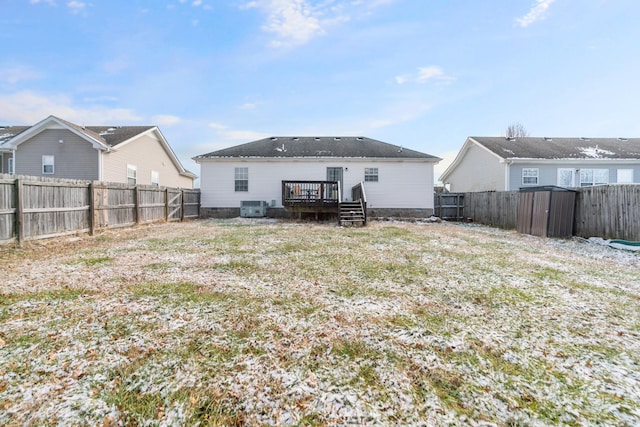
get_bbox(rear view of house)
[0,115,196,188]
[194,136,440,219]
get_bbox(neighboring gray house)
[0,115,196,188]
[194,136,441,218]
[440,136,640,192]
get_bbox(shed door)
[326,167,344,201]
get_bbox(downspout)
[98,148,103,181]
[504,159,513,191]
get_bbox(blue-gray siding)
[15,129,100,180]
[509,163,640,190]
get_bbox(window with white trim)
[522,168,539,185]
[557,168,575,187]
[617,169,634,184]
[364,167,379,182]
[579,168,609,186]
[8,157,14,175]
[235,167,248,192]
[151,170,159,186]
[127,164,137,185]
[42,155,54,174]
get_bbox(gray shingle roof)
[0,126,30,146]
[472,136,640,160]
[85,126,157,147]
[0,120,155,148]
[194,136,439,160]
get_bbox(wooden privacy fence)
[0,174,200,244]
[436,185,640,241]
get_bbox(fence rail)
[436,185,640,241]
[0,174,200,244]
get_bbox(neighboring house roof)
[0,126,30,150]
[470,136,640,160]
[194,136,440,161]
[441,136,640,182]
[1,115,196,178]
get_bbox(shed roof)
[194,136,440,161]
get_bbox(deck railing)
[282,180,339,207]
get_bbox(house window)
[42,155,54,174]
[617,169,634,184]
[151,170,159,186]
[364,167,379,182]
[557,168,575,187]
[580,169,609,186]
[8,157,14,175]
[235,167,248,192]
[127,164,137,185]
[522,168,538,185]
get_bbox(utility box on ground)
[517,186,577,238]
[240,201,268,218]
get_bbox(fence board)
[438,185,639,241]
[0,174,200,244]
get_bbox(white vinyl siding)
[235,167,248,192]
[127,164,137,185]
[199,159,435,210]
[617,169,633,183]
[364,167,379,182]
[42,155,54,174]
[522,168,539,185]
[580,169,609,186]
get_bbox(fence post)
[165,187,169,221]
[89,182,95,235]
[135,186,141,225]
[15,178,24,244]
[181,190,185,221]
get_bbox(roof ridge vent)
[314,137,320,141]
[356,137,363,141]
[618,137,629,141]
[506,137,516,142]
[580,137,590,141]
[334,137,341,141]
[270,137,278,141]
[543,137,553,141]
[292,137,299,141]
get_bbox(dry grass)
[1,218,639,426]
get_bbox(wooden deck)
[282,180,367,225]
[282,181,340,213]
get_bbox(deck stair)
[339,201,366,226]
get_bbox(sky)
[2,0,640,184]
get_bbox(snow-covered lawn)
[1,219,639,426]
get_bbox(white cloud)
[0,65,42,84]
[208,122,267,141]
[243,0,396,48]
[152,115,182,126]
[515,0,556,28]
[395,66,455,85]
[0,91,142,125]
[260,0,326,48]
[238,102,258,110]
[67,1,86,13]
